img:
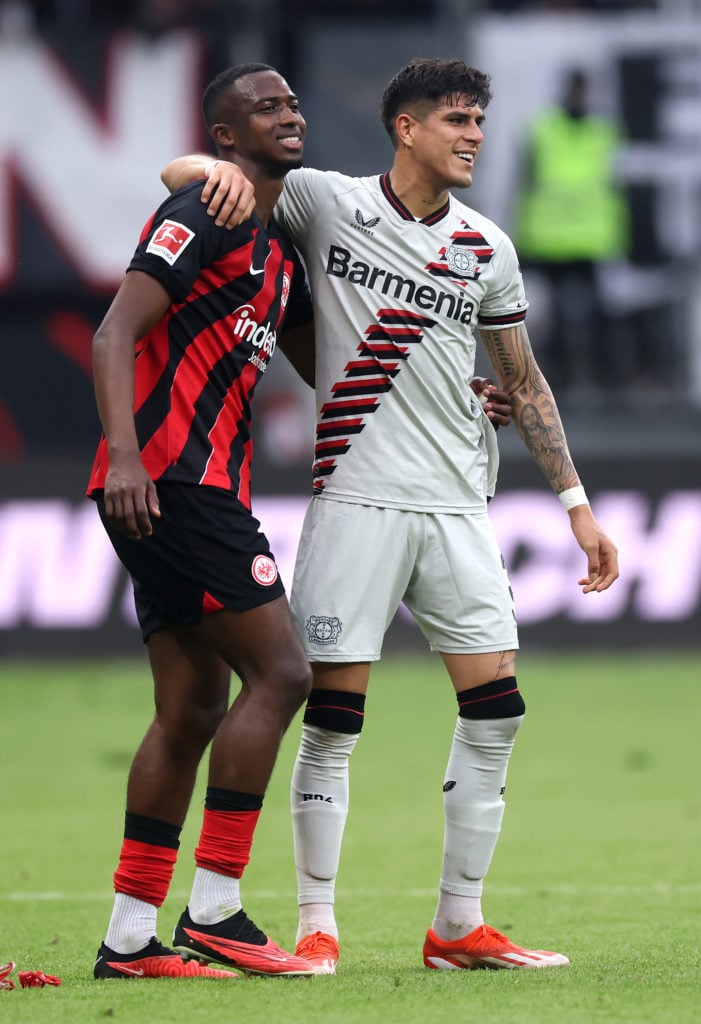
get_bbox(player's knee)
[275,657,313,719]
[456,676,526,721]
[189,697,229,747]
[157,696,227,754]
[302,688,366,735]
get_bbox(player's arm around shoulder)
[161,153,256,228]
[478,321,619,593]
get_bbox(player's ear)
[395,113,415,148]
[210,123,236,148]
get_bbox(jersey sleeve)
[128,182,242,303]
[476,232,529,330]
[275,168,330,246]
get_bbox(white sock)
[291,723,360,937]
[432,714,524,941]
[296,903,338,944]
[188,868,241,924]
[104,892,158,953]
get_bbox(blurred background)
[1,0,700,657]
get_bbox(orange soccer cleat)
[423,924,570,970]
[295,931,340,975]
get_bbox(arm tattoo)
[479,324,580,494]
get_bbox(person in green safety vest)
[514,68,630,398]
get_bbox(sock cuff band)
[456,676,526,719]
[205,788,264,813]
[303,688,366,734]
[124,812,181,849]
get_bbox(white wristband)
[558,486,589,511]
[204,160,220,177]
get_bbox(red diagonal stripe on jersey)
[452,230,489,243]
[376,308,432,322]
[313,306,429,490]
[199,360,257,491]
[317,415,363,427]
[314,439,350,453]
[332,378,390,392]
[133,243,254,412]
[345,360,399,373]
[140,242,279,485]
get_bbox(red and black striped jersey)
[87,180,312,509]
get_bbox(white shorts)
[290,498,519,661]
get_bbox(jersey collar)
[379,172,451,226]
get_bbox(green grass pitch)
[1,652,700,1023]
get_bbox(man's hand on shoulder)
[161,155,255,228]
[200,160,256,228]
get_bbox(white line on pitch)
[2,883,701,902]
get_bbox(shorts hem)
[429,640,520,655]
[305,652,382,663]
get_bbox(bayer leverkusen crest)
[445,244,478,278]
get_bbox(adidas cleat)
[423,924,570,970]
[294,931,339,975]
[93,937,239,979]
[173,907,314,977]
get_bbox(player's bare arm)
[479,323,619,593]
[93,272,168,540]
[161,154,255,228]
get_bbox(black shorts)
[96,483,286,641]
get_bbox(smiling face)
[398,94,485,192]
[210,69,306,178]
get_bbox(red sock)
[194,808,261,878]
[113,837,178,906]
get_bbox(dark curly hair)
[380,58,492,145]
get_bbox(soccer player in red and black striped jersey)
[88,64,317,980]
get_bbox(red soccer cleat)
[423,924,570,970]
[93,937,239,979]
[294,931,339,975]
[173,907,314,977]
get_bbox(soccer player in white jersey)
[162,57,619,975]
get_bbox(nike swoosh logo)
[250,266,265,276]
[113,965,145,976]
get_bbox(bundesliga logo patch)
[146,220,195,265]
[251,554,278,587]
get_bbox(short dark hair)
[202,63,277,128]
[380,58,492,145]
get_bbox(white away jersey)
[276,168,528,512]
